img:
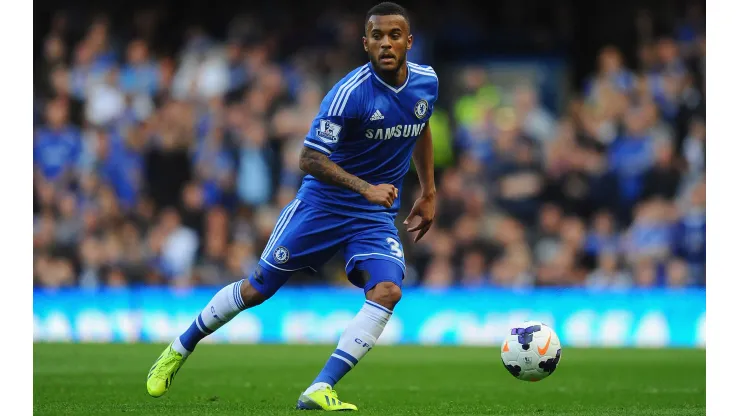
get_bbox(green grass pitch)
[33,343,705,415]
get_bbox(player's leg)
[297,226,405,411]
[146,268,291,398]
[171,264,283,358]
[147,199,337,398]
[146,263,294,397]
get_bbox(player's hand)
[404,193,436,243]
[362,184,398,208]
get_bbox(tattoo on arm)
[299,147,370,195]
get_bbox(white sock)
[305,300,392,393]
[172,279,247,357]
[336,300,391,358]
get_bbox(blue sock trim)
[333,349,359,365]
[312,356,352,386]
[179,320,207,352]
[196,315,213,334]
[364,300,392,314]
[239,279,246,309]
[177,334,194,352]
[233,280,245,310]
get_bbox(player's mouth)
[379,53,395,64]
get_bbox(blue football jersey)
[297,61,439,222]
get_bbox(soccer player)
[146,2,439,411]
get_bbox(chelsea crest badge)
[273,246,290,264]
[414,99,428,119]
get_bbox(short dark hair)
[365,2,411,30]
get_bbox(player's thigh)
[252,200,346,296]
[344,223,406,292]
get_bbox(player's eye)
[372,33,381,40]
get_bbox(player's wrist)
[357,181,372,196]
[420,189,436,199]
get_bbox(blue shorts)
[250,199,406,297]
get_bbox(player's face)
[363,15,412,72]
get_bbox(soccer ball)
[500,321,562,382]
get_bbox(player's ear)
[362,36,368,52]
[407,34,413,50]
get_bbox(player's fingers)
[414,222,433,242]
[403,206,418,224]
[407,217,429,232]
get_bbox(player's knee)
[239,279,268,308]
[367,281,402,310]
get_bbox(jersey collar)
[369,61,410,94]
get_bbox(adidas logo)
[370,109,384,121]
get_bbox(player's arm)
[412,123,436,199]
[299,147,371,196]
[299,147,398,208]
[404,123,436,242]
[302,68,398,208]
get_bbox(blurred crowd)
[33,5,705,290]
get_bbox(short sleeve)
[408,62,439,122]
[427,67,439,115]
[428,75,439,118]
[304,66,370,156]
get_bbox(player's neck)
[372,61,408,88]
